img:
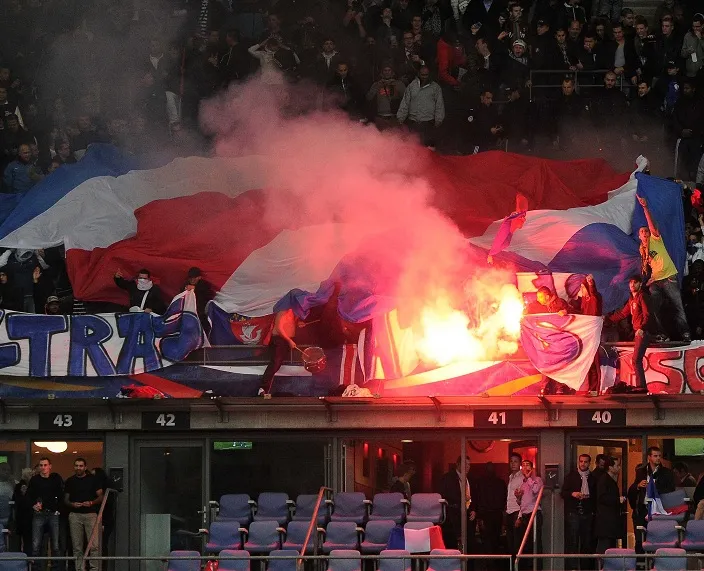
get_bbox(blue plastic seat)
[602,548,636,571]
[218,550,251,571]
[321,522,360,554]
[0,553,30,571]
[651,490,690,523]
[267,550,299,571]
[205,522,242,554]
[360,520,395,554]
[378,550,412,571]
[427,549,461,571]
[165,551,200,571]
[369,494,407,525]
[680,519,704,551]
[217,495,254,525]
[328,550,361,571]
[243,521,283,555]
[292,494,328,525]
[255,493,291,525]
[642,520,680,552]
[653,547,687,571]
[329,493,369,525]
[282,520,318,554]
[406,494,445,525]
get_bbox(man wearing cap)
[182,267,215,333]
[503,39,530,90]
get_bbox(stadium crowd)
[1,0,704,346]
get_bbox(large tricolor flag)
[387,525,445,553]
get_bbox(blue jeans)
[633,331,651,390]
[649,277,689,339]
[32,511,61,571]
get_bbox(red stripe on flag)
[130,373,203,398]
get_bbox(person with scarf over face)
[561,454,597,571]
[114,268,166,314]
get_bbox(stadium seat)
[267,550,299,571]
[218,550,251,571]
[242,521,284,554]
[406,494,446,525]
[320,522,361,554]
[602,548,636,571]
[216,495,255,525]
[680,519,704,551]
[328,550,361,571]
[205,522,243,554]
[0,553,29,571]
[369,493,407,524]
[328,493,370,525]
[282,520,319,554]
[292,494,328,525]
[255,493,293,525]
[651,490,690,523]
[165,551,200,571]
[640,520,680,551]
[378,550,412,571]
[653,547,687,571]
[427,549,461,571]
[360,520,396,554]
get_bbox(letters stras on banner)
[0,298,202,377]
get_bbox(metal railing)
[515,485,545,571]
[515,551,704,570]
[528,69,626,101]
[298,486,332,571]
[83,487,118,561]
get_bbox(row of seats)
[212,493,446,527]
[638,519,704,552]
[206,519,439,555]
[170,549,461,571]
[602,547,690,571]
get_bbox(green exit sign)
[213,441,253,450]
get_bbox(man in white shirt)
[506,453,523,555]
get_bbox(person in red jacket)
[436,25,468,152]
[607,275,653,392]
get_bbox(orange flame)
[415,284,524,367]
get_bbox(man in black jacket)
[26,457,64,571]
[475,462,507,569]
[562,454,597,570]
[439,455,476,551]
[182,267,214,334]
[114,268,167,314]
[628,446,675,553]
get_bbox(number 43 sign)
[38,412,88,431]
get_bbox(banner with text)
[0,290,204,377]
[521,313,603,390]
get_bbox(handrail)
[516,485,545,570]
[297,486,332,571]
[84,488,117,561]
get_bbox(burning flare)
[415,284,524,367]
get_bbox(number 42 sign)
[142,412,190,430]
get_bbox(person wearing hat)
[652,58,683,115]
[182,267,214,333]
[44,296,63,316]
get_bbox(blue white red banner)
[521,314,603,390]
[0,290,203,377]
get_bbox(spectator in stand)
[248,37,295,87]
[113,268,166,314]
[3,143,42,193]
[532,20,555,70]
[393,0,414,32]
[0,86,23,126]
[654,60,682,116]
[596,0,621,23]
[475,462,507,568]
[500,3,528,48]
[595,457,626,553]
[182,267,214,333]
[672,80,703,180]
[655,17,683,77]
[683,258,704,338]
[620,8,636,38]
[606,23,637,80]
[515,460,543,570]
[552,77,588,151]
[0,114,34,172]
[558,0,587,30]
[577,32,609,71]
[219,29,251,86]
[389,461,416,498]
[27,457,64,571]
[606,275,654,390]
[554,28,579,70]
[64,458,102,571]
[309,38,342,84]
[397,65,445,147]
[562,454,596,571]
[464,0,507,37]
[377,8,401,49]
[470,89,505,152]
[439,456,476,551]
[12,467,34,555]
[638,194,691,342]
[410,14,436,63]
[0,270,22,311]
[591,71,628,148]
[681,15,704,79]
[633,16,658,84]
[502,39,530,91]
[53,139,76,165]
[324,62,363,116]
[654,0,679,27]
[673,461,697,486]
[630,80,661,146]
[594,19,609,43]
[71,115,100,156]
[366,64,405,129]
[422,0,444,38]
[566,20,584,56]
[395,31,426,85]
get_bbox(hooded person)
[113,268,167,314]
[182,266,214,333]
